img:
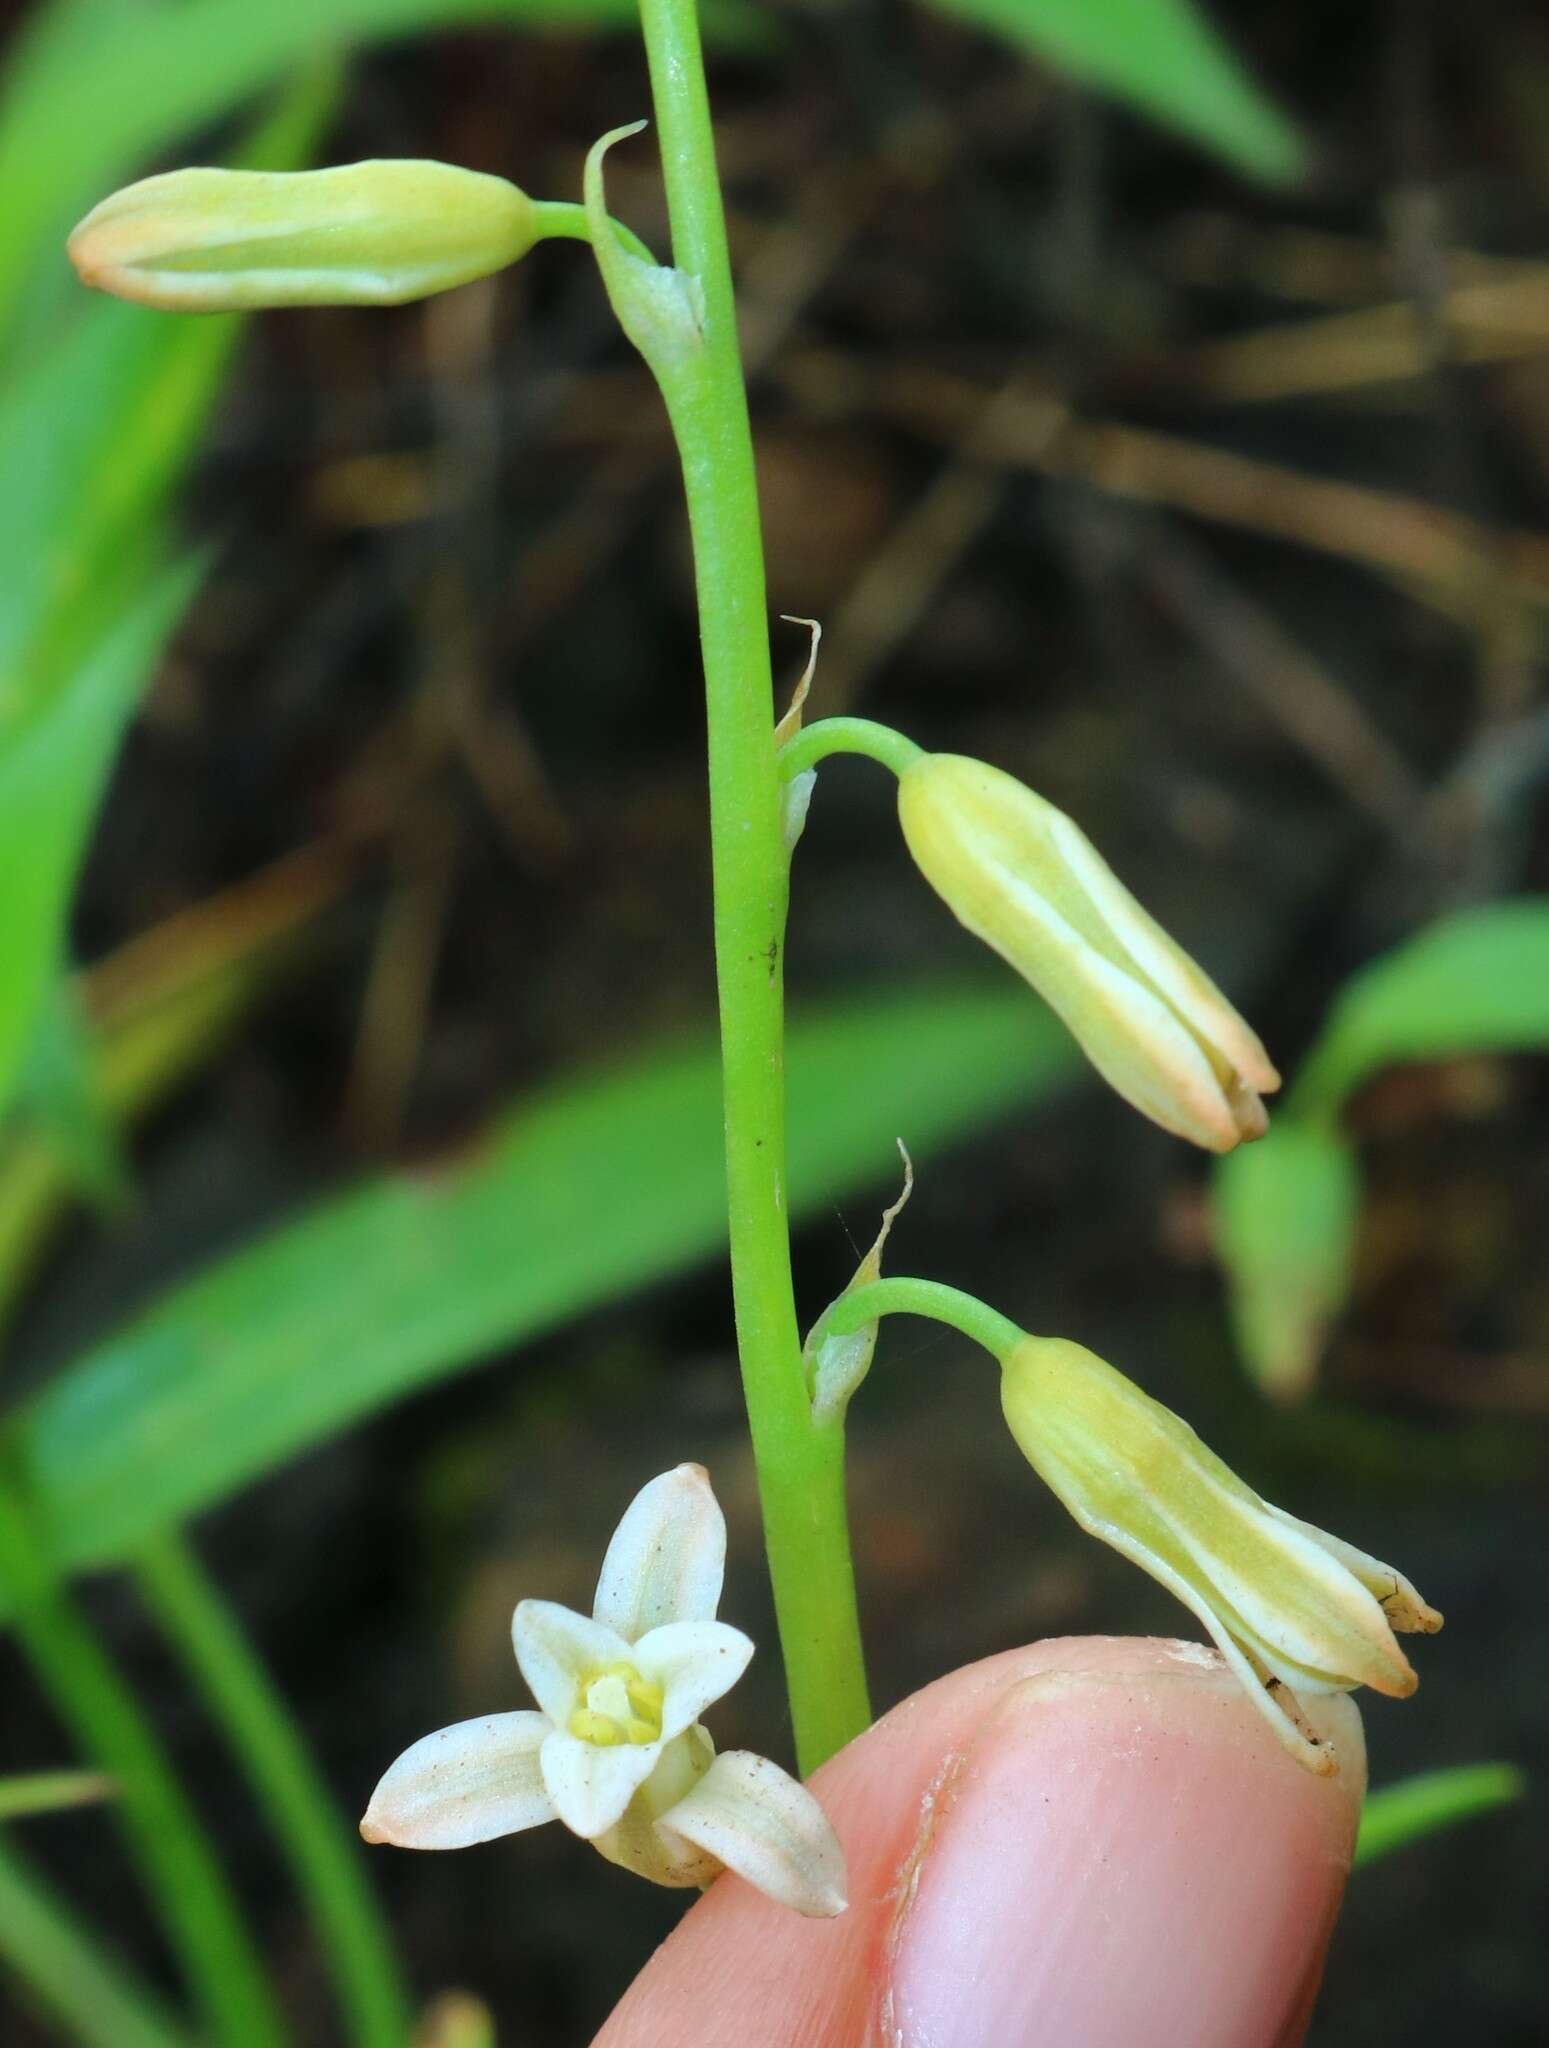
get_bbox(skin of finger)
[593,1636,1364,2048]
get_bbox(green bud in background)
[897,754,1279,1152]
[69,160,540,311]
[999,1333,1441,1773]
[1212,1118,1360,1402]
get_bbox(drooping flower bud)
[69,161,539,312]
[1000,1334,1441,1772]
[896,754,1279,1151]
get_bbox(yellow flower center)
[567,1662,664,1747]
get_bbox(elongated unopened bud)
[897,754,1279,1151]
[69,161,539,311]
[1000,1334,1441,1772]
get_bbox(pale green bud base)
[69,166,659,316]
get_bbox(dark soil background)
[3,0,1548,2041]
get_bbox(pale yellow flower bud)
[896,754,1279,1151]
[69,161,539,312]
[1000,1334,1441,1773]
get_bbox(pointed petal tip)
[593,1467,727,1640]
[359,1812,387,1845]
[1226,1079,1271,1145]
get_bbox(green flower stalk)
[1000,1334,1442,1772]
[896,753,1279,1151]
[68,162,540,310]
[58,0,1447,1853]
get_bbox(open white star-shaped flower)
[361,1464,847,1917]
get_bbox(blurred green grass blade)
[1354,1763,1526,1869]
[0,0,639,343]
[0,1478,286,2047]
[0,958,264,1336]
[0,293,236,674]
[13,984,133,1218]
[1211,1119,1359,1403]
[0,558,203,1127]
[0,1769,114,1822]
[11,985,1080,1583]
[0,66,333,676]
[919,0,1303,181]
[1292,902,1549,1118]
[0,840,351,1339]
[136,1533,411,2048]
[0,1832,195,2048]
[0,76,332,1132]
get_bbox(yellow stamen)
[567,1662,664,1747]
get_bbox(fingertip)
[885,1649,1362,2048]
[596,1639,1363,2048]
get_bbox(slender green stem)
[134,1531,411,2048]
[0,1479,286,2048]
[812,1277,1025,1365]
[1353,1763,1525,1869]
[0,1769,113,1821]
[776,716,924,783]
[632,0,869,1772]
[0,1832,195,2048]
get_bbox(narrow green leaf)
[0,76,332,1133]
[1354,1763,1526,1869]
[0,293,236,677]
[0,1770,114,1823]
[0,558,203,1126]
[136,1533,411,2048]
[13,984,133,1218]
[919,0,1303,182]
[10,985,1080,1587]
[0,1478,285,2048]
[1211,1119,1359,1402]
[0,0,640,348]
[0,956,263,1340]
[0,65,334,678]
[0,1832,194,2048]
[1293,902,1549,1118]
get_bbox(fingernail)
[884,1650,1362,2048]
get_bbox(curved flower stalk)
[361,1465,846,1917]
[1000,1335,1442,1772]
[896,752,1279,1151]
